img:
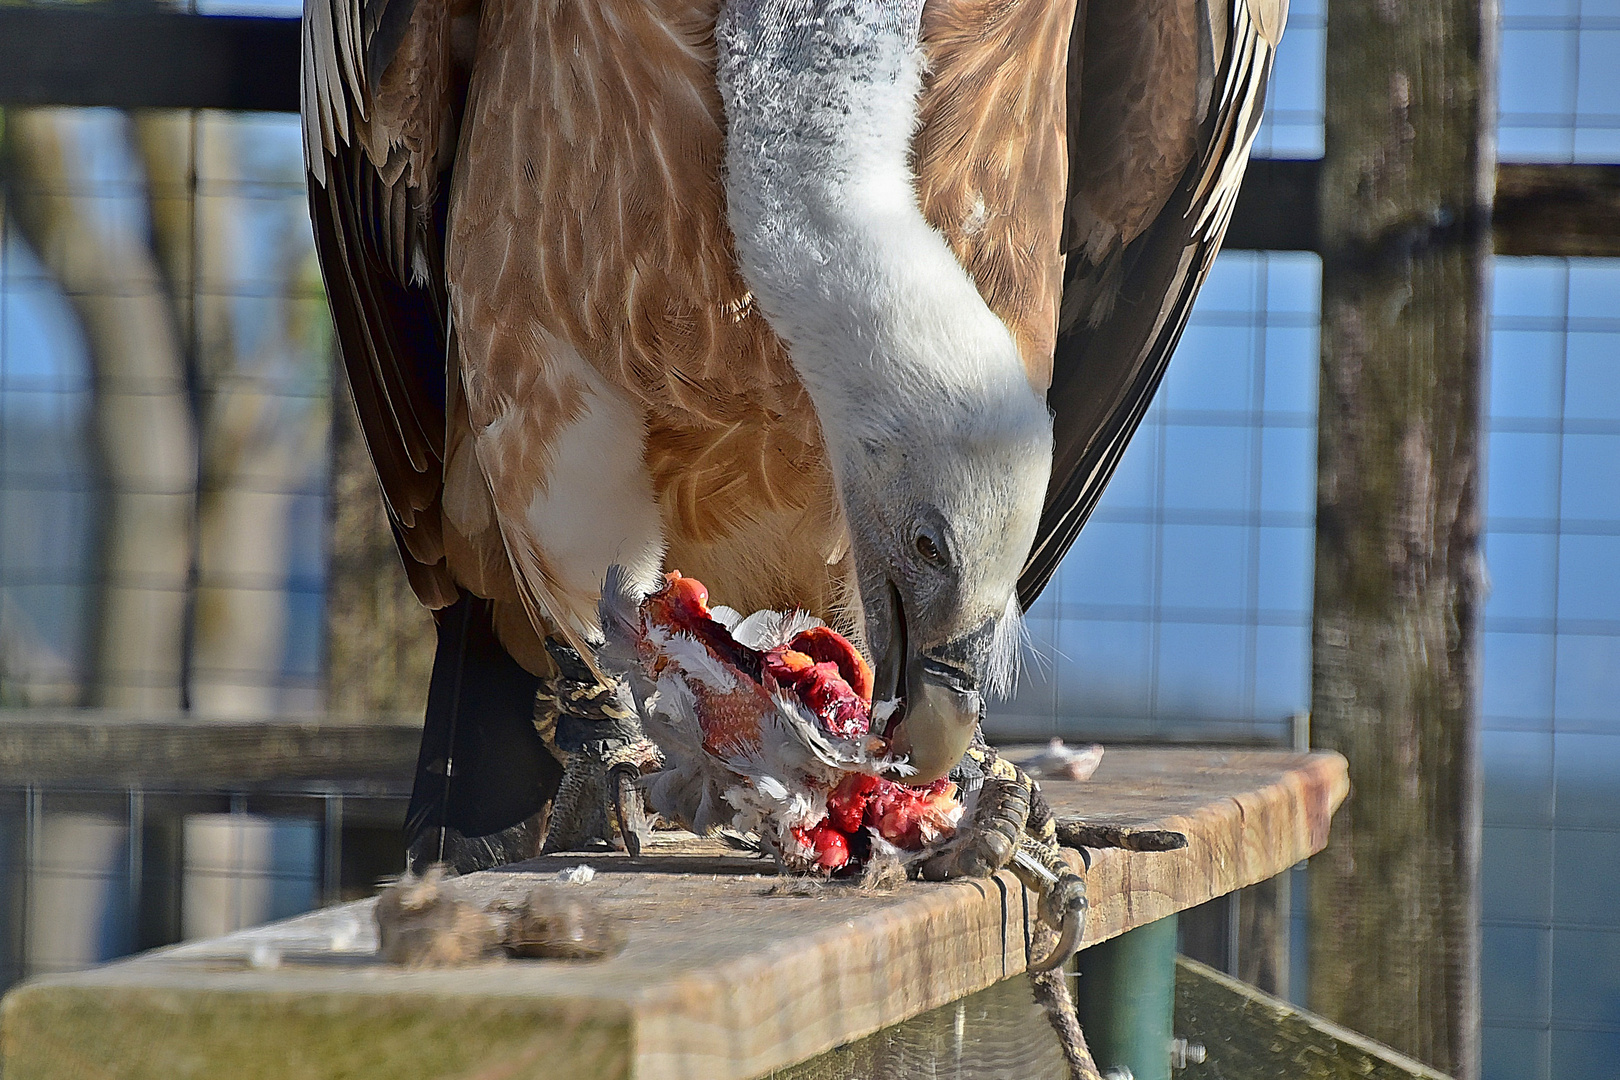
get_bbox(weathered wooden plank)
[0,749,1346,1080]
[1494,163,1620,258]
[1228,159,1620,257]
[1029,749,1346,940]
[1175,956,1452,1080]
[0,712,418,790]
[1310,0,1491,1076]
[0,13,1615,259]
[1227,159,1321,252]
[0,10,298,112]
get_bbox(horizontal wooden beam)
[0,749,1348,1080]
[1,11,1615,258]
[1228,158,1620,258]
[0,710,417,791]
[1227,158,1321,253]
[0,9,298,113]
[1494,162,1620,258]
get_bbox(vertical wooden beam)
[323,377,435,719]
[1309,2,1494,1078]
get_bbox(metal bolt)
[1169,1037,1207,1069]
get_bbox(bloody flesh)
[644,573,958,870]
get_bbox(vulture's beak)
[872,583,991,785]
[893,655,982,784]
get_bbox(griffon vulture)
[302,0,1284,879]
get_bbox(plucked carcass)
[600,569,966,874]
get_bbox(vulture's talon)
[1012,834,1090,972]
[932,744,1090,975]
[537,637,663,854]
[1027,868,1087,973]
[610,764,652,857]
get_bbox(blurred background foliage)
[0,99,432,715]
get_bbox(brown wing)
[302,0,468,609]
[1020,0,1286,604]
[912,0,1284,606]
[914,0,1079,388]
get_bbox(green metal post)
[1074,914,1178,1080]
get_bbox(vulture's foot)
[920,740,1096,1078]
[406,818,548,879]
[920,742,1089,970]
[536,639,662,854]
[917,767,1029,880]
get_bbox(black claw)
[957,847,993,878]
[1040,873,1087,930]
[609,764,651,857]
[1028,902,1085,973]
[974,831,1015,873]
[1029,871,1087,973]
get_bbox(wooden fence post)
[1309,2,1495,1078]
[324,376,435,719]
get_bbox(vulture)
[302,0,1284,885]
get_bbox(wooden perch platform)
[0,748,1347,1080]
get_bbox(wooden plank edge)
[631,872,1036,1080]
[0,977,637,1080]
[1175,956,1453,1080]
[1230,159,1620,256]
[1077,752,1348,947]
[1,12,1616,258]
[0,10,298,113]
[1494,162,1620,258]
[0,712,420,787]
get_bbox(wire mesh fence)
[0,779,406,991]
[0,107,329,713]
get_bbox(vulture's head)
[822,335,1052,784]
[717,1,1054,782]
[840,420,1050,783]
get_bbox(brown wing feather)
[1060,0,1205,331]
[1019,0,1285,605]
[304,0,474,609]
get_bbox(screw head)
[1169,1037,1208,1069]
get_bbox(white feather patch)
[660,634,739,693]
[730,608,825,651]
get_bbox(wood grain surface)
[0,748,1347,1080]
[1310,0,1491,1072]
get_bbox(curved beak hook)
[889,660,982,783]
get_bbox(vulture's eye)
[914,530,947,568]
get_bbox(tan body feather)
[303,0,1282,671]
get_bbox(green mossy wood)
[1177,957,1453,1080]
